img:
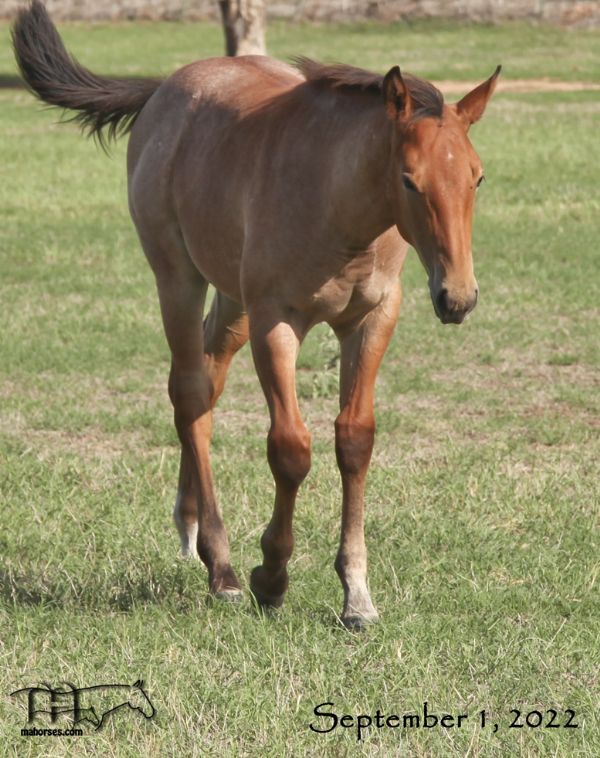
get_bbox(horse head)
[128,680,155,719]
[384,65,501,324]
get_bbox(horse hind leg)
[149,245,245,598]
[173,457,199,558]
[173,291,249,560]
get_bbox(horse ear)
[133,679,144,688]
[455,65,501,129]
[383,66,413,122]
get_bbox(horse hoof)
[178,549,199,561]
[341,613,379,631]
[214,588,244,603]
[251,590,285,610]
[250,566,286,609]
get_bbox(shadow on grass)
[0,563,210,613]
[0,566,352,629]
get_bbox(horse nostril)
[435,288,449,315]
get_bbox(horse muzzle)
[433,286,478,325]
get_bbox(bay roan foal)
[14,1,500,628]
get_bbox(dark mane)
[294,57,444,120]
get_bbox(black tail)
[12,1,162,147]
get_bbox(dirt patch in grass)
[0,410,160,465]
[431,349,598,401]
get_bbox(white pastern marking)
[173,496,199,559]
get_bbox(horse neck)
[318,92,395,248]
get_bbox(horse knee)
[335,413,375,475]
[267,423,311,488]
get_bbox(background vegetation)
[1,18,598,756]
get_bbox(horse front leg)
[248,310,311,608]
[333,285,402,629]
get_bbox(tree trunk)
[218,0,267,57]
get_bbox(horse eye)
[403,175,418,192]
[476,175,485,189]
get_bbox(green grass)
[1,18,599,757]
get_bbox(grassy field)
[1,17,599,757]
